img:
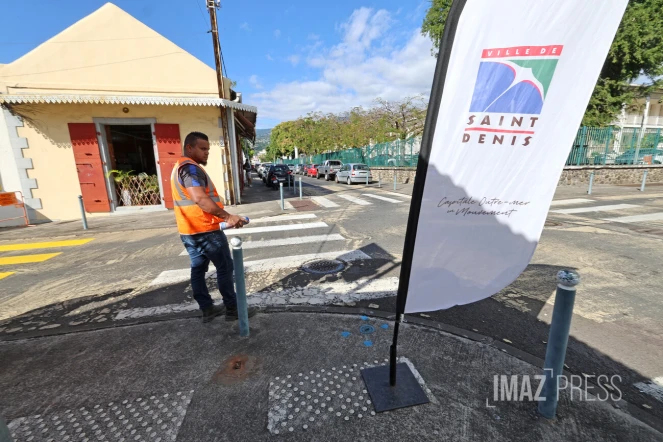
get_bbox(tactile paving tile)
[266,361,390,435]
[8,390,194,442]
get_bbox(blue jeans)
[181,230,237,311]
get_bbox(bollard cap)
[556,270,580,288]
[230,237,242,248]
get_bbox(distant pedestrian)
[171,131,256,323]
[244,158,252,187]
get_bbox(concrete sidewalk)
[1,311,660,441]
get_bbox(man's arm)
[186,186,244,228]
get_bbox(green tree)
[421,0,663,127]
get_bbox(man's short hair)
[184,131,209,148]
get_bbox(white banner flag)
[402,0,628,313]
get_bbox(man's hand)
[224,214,245,228]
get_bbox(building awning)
[0,93,257,113]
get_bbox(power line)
[193,0,208,28]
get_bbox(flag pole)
[388,0,468,387]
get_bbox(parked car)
[306,164,319,178]
[336,163,372,185]
[295,164,305,175]
[265,164,294,189]
[614,148,663,165]
[286,163,296,173]
[257,163,272,179]
[317,160,344,181]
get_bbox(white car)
[335,163,372,185]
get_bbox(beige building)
[0,2,256,225]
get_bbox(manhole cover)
[301,259,345,274]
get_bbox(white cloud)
[249,8,436,124]
[274,29,281,38]
[249,75,263,89]
[266,54,274,61]
[308,33,320,40]
[240,22,251,32]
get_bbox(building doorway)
[105,124,161,207]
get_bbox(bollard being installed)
[229,237,250,337]
[280,182,284,211]
[587,172,595,195]
[78,195,88,230]
[299,177,303,200]
[538,270,580,419]
[640,170,648,192]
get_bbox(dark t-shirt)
[178,164,208,189]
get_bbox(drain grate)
[301,259,345,275]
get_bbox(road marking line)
[362,193,403,203]
[549,198,595,207]
[251,213,317,223]
[243,249,371,273]
[0,238,94,252]
[336,194,372,206]
[116,277,398,320]
[603,212,663,223]
[551,204,639,215]
[161,248,369,284]
[150,265,217,286]
[0,253,62,266]
[179,233,346,255]
[224,221,329,236]
[379,191,412,199]
[0,272,15,280]
[311,196,339,208]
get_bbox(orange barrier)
[0,191,29,227]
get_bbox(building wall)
[13,103,227,221]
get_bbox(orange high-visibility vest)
[171,158,225,235]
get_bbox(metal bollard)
[587,172,595,195]
[366,173,369,186]
[393,169,397,191]
[280,183,284,211]
[78,195,88,230]
[299,177,303,200]
[538,270,580,419]
[229,237,250,337]
[378,178,381,188]
[640,170,648,192]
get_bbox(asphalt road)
[0,174,662,425]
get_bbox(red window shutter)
[154,124,181,209]
[68,123,111,213]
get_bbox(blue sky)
[0,0,434,128]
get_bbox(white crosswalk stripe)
[311,196,340,208]
[551,204,639,215]
[223,221,329,235]
[603,212,663,223]
[178,233,345,256]
[549,198,595,206]
[379,191,412,199]
[362,193,403,203]
[250,214,316,223]
[336,194,372,206]
[243,249,371,273]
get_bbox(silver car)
[335,163,372,185]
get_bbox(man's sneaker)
[225,306,258,321]
[201,304,226,323]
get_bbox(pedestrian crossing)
[147,213,398,311]
[548,197,663,228]
[304,191,411,209]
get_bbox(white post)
[634,95,651,165]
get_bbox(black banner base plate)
[361,362,430,413]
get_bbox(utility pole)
[207,0,236,204]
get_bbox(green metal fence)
[566,127,662,166]
[274,127,663,167]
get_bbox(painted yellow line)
[0,253,62,266]
[0,272,15,280]
[0,238,94,252]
